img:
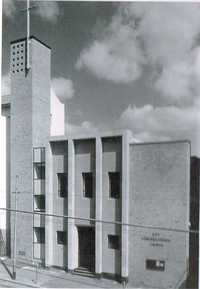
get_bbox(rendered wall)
[74,139,95,226]
[50,141,68,268]
[102,137,122,277]
[129,142,190,288]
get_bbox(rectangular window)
[146,260,165,271]
[57,231,67,245]
[82,173,93,198]
[34,195,45,211]
[109,172,120,198]
[108,235,119,250]
[58,173,67,198]
[34,163,45,179]
[34,228,45,244]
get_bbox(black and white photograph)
[0,1,199,288]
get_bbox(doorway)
[78,226,95,272]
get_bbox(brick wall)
[10,38,51,262]
[129,142,190,288]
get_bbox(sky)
[1,1,200,161]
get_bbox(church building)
[1,35,196,288]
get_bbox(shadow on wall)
[186,157,199,289]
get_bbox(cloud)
[34,2,60,23]
[51,77,74,103]
[3,0,16,19]
[65,121,98,135]
[1,74,10,96]
[76,3,200,101]
[75,7,146,83]
[117,103,200,156]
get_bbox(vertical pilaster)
[95,137,103,278]
[121,131,131,283]
[67,139,78,270]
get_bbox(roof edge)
[10,36,51,50]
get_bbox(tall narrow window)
[82,173,93,198]
[58,173,67,198]
[109,172,120,198]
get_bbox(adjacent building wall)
[129,141,190,288]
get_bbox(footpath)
[0,257,128,288]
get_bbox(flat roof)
[49,129,134,142]
[10,36,51,50]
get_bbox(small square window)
[13,64,15,67]
[13,58,15,61]
[57,231,67,245]
[17,45,19,48]
[146,260,165,271]
[13,52,15,55]
[13,46,15,49]
[21,63,23,66]
[21,44,23,47]
[17,63,19,66]
[82,173,93,198]
[17,51,19,54]
[17,70,19,72]
[108,235,119,250]
[17,57,19,60]
[21,56,24,59]
[58,173,67,198]
[109,172,120,198]
[21,69,23,72]
[12,71,15,73]
[21,50,24,53]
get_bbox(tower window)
[21,56,24,59]
[21,69,23,72]
[146,260,165,271]
[13,58,15,61]
[13,46,15,49]
[13,52,15,55]
[57,231,67,245]
[21,44,23,47]
[17,57,19,60]
[21,50,24,53]
[82,173,93,198]
[17,70,19,73]
[108,235,120,250]
[109,172,120,198]
[17,45,19,48]
[58,173,67,198]
[17,51,19,54]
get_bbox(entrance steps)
[72,267,95,278]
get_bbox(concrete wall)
[51,141,68,268]
[74,139,95,226]
[129,142,190,288]
[102,137,122,276]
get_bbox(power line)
[0,207,198,235]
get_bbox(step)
[72,267,95,278]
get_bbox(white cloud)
[118,103,200,156]
[3,0,16,19]
[1,74,10,96]
[51,77,74,103]
[76,2,200,101]
[65,121,98,135]
[75,7,146,83]
[34,2,60,23]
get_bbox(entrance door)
[78,226,95,272]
